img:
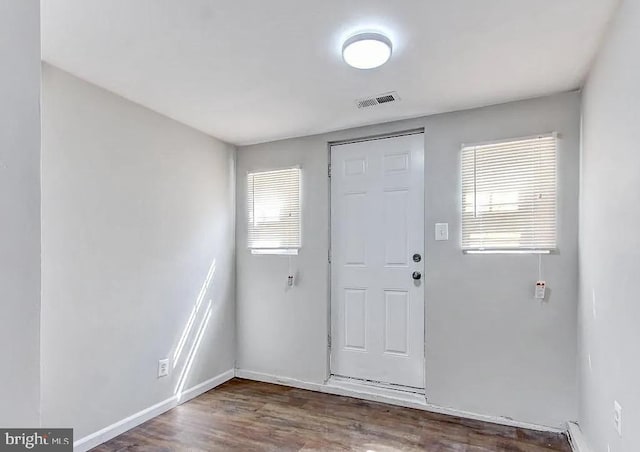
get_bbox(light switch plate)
[435,223,449,241]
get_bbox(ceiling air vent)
[356,91,400,109]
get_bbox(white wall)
[41,64,236,439]
[0,0,41,426]
[236,92,580,428]
[579,1,640,450]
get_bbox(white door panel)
[331,133,425,389]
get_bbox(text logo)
[0,429,72,451]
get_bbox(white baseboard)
[235,369,564,434]
[73,369,234,452]
[177,369,234,404]
[235,369,325,392]
[567,422,591,452]
[420,400,564,434]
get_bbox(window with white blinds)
[247,167,301,253]
[461,134,557,252]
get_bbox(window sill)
[250,249,299,256]
[463,249,553,255]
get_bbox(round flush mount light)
[342,32,392,69]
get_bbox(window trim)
[460,132,558,254]
[250,248,299,256]
[463,249,553,255]
[247,165,302,256]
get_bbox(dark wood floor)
[93,378,571,451]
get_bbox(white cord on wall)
[538,253,542,281]
[287,254,294,287]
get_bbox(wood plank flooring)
[93,378,571,451]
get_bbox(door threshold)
[326,375,426,407]
[329,375,425,395]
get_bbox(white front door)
[330,132,425,389]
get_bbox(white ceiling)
[42,0,618,145]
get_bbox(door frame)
[326,128,427,392]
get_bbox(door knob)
[412,271,422,280]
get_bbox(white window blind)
[248,167,301,252]
[461,134,557,252]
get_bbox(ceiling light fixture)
[342,32,392,69]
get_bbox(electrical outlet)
[613,400,622,436]
[158,359,169,378]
